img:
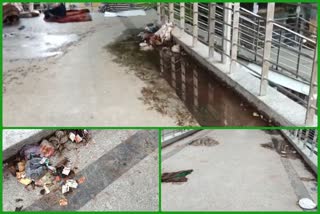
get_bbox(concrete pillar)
[222,3,232,63]
[305,43,317,126]
[259,3,275,96]
[229,3,240,73]
[169,3,174,23]
[180,3,185,36]
[208,3,216,59]
[192,3,198,47]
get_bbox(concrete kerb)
[2,130,56,161]
[162,130,200,148]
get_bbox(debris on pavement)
[44,7,92,23]
[298,198,317,210]
[77,176,86,184]
[3,3,21,25]
[15,206,23,211]
[4,130,91,209]
[59,198,68,206]
[62,167,71,175]
[162,169,193,183]
[138,22,174,51]
[18,25,25,30]
[171,44,180,53]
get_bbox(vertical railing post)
[192,3,198,47]
[254,19,261,62]
[295,3,301,41]
[259,3,275,96]
[276,28,282,70]
[222,3,232,63]
[229,3,240,73]
[208,3,216,59]
[305,43,318,126]
[296,38,303,78]
[169,3,174,23]
[303,129,309,149]
[157,3,161,25]
[180,3,185,37]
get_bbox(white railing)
[157,2,318,126]
[282,129,318,174]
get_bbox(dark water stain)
[105,28,160,72]
[160,48,270,126]
[107,29,271,126]
[189,136,219,147]
[261,137,299,160]
[261,129,280,135]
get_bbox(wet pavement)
[3,32,79,59]
[3,9,276,127]
[3,10,192,126]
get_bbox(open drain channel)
[160,48,271,126]
[107,29,271,126]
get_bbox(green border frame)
[1,0,319,213]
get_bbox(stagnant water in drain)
[160,48,269,126]
[160,47,269,126]
[107,29,270,126]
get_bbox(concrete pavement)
[3,10,196,126]
[3,130,159,211]
[162,129,317,211]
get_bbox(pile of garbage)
[3,3,40,25]
[5,130,91,208]
[138,22,175,51]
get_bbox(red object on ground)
[3,4,20,24]
[44,9,92,23]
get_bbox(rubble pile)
[138,22,175,51]
[5,130,91,208]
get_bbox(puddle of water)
[3,32,79,59]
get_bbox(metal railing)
[158,2,318,126]
[282,129,318,174]
[162,130,191,142]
